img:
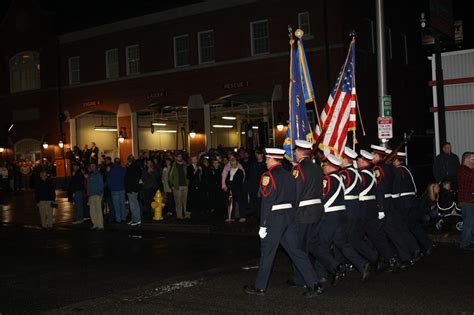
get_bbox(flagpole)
[288,25,295,162]
[348,31,366,138]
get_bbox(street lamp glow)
[118,135,125,143]
[276,123,284,131]
[58,140,64,148]
[0,147,4,153]
[252,126,259,130]
[42,142,49,149]
[189,130,196,138]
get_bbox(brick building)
[0,0,429,170]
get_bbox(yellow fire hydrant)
[152,190,165,221]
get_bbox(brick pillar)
[117,104,133,164]
[188,95,206,154]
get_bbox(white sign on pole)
[377,116,393,139]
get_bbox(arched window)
[9,51,40,93]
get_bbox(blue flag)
[283,38,313,162]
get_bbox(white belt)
[391,193,400,199]
[272,203,292,211]
[384,194,393,198]
[344,195,359,201]
[360,195,376,201]
[299,199,322,207]
[400,192,416,197]
[325,205,346,213]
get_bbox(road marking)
[241,265,259,270]
[122,279,203,303]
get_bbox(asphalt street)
[0,225,473,314]
[1,190,472,314]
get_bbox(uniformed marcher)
[392,152,434,255]
[287,140,324,288]
[371,145,413,268]
[314,154,370,285]
[244,148,322,297]
[339,148,378,266]
[357,150,399,272]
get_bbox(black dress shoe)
[303,283,323,298]
[399,260,414,270]
[361,263,371,282]
[425,243,438,255]
[386,258,400,273]
[286,279,306,288]
[332,264,346,286]
[243,285,265,296]
[412,250,424,263]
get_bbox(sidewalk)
[0,189,461,243]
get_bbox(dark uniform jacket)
[359,166,378,219]
[373,161,395,214]
[339,165,362,218]
[322,171,346,222]
[292,158,324,224]
[392,164,417,211]
[259,163,295,227]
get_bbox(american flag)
[316,40,357,157]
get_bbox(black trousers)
[313,214,368,278]
[254,211,317,290]
[292,222,319,286]
[347,217,379,264]
[402,202,433,251]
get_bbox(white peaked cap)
[385,149,393,154]
[265,148,285,158]
[397,151,407,157]
[326,154,342,167]
[370,144,386,152]
[344,147,358,159]
[295,139,313,149]
[360,149,374,160]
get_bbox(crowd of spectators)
[66,146,269,229]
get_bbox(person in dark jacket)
[69,163,85,224]
[187,155,204,221]
[205,159,225,216]
[107,158,127,223]
[35,170,56,229]
[433,142,460,189]
[125,155,142,226]
[226,155,246,223]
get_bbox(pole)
[375,0,388,147]
[434,35,447,147]
[56,38,67,183]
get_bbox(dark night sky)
[0,0,471,46]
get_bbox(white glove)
[258,227,267,239]
[378,212,385,220]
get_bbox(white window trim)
[402,34,408,65]
[125,44,140,76]
[174,34,190,68]
[198,30,215,64]
[68,56,80,85]
[298,12,311,35]
[105,48,119,79]
[250,19,269,56]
